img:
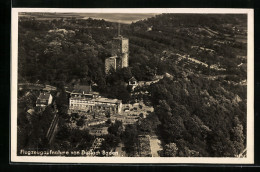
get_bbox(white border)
[11,8,254,164]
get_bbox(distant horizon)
[19,13,159,24]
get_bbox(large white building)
[69,85,122,114]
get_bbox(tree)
[164,143,178,157]
[138,118,152,134]
[55,124,70,141]
[76,118,85,127]
[138,113,160,135]
[106,118,112,124]
[70,129,93,149]
[105,110,111,118]
[101,134,120,152]
[122,124,138,155]
[108,120,123,136]
[18,15,247,157]
[17,111,32,151]
[230,116,245,155]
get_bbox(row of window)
[70,101,118,106]
[70,100,92,103]
[71,103,117,108]
[70,103,118,111]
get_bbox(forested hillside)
[18,13,247,157]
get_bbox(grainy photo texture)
[11,8,254,164]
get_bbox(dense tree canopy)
[18,14,247,157]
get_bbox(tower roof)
[113,35,128,40]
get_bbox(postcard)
[11,8,254,164]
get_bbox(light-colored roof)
[107,56,117,59]
[43,84,57,90]
[27,109,34,115]
[129,77,137,82]
[38,93,51,100]
[94,97,121,104]
[70,96,122,104]
[36,93,51,105]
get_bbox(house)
[129,77,138,86]
[70,96,122,114]
[27,109,34,115]
[36,92,53,107]
[128,77,138,90]
[69,85,122,114]
[70,85,99,99]
[147,26,153,31]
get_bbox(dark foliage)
[18,14,247,157]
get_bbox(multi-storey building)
[69,85,122,114]
[36,92,53,107]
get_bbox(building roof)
[72,85,92,94]
[65,86,74,93]
[43,84,57,91]
[107,56,117,59]
[113,35,128,40]
[38,92,51,100]
[95,97,121,104]
[36,93,51,105]
[70,96,121,104]
[129,77,137,82]
[27,109,34,115]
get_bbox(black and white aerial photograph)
[11,8,254,163]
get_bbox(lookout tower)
[105,23,129,74]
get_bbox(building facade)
[69,97,122,114]
[69,85,122,114]
[105,56,117,74]
[128,77,138,90]
[36,92,53,107]
[105,35,129,74]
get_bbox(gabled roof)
[129,77,137,82]
[36,93,51,105]
[72,85,92,94]
[43,84,57,91]
[38,92,51,100]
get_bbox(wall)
[105,57,117,74]
[121,53,129,68]
[48,94,53,105]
